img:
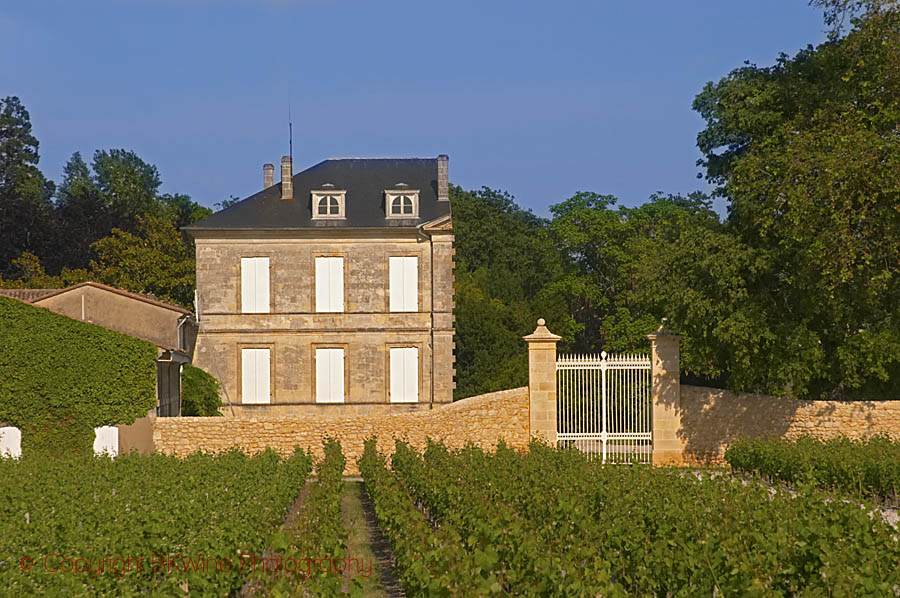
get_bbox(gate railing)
[557,351,652,464]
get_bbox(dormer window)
[311,190,346,219]
[385,189,419,219]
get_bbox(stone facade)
[679,385,900,465]
[153,387,527,474]
[192,228,455,411]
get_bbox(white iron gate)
[557,351,652,463]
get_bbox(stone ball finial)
[537,318,546,326]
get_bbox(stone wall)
[193,231,455,406]
[153,387,528,474]
[680,384,900,464]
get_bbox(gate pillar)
[647,320,684,465]
[524,319,561,445]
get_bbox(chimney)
[263,163,274,188]
[437,154,449,201]
[280,156,293,200]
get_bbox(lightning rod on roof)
[288,89,293,165]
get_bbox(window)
[315,348,345,403]
[389,256,418,312]
[241,348,271,404]
[390,347,418,403]
[315,257,344,312]
[385,190,419,218]
[311,191,346,219]
[241,257,270,313]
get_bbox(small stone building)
[185,155,455,415]
[0,282,198,453]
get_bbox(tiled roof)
[0,288,58,302]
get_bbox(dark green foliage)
[0,448,313,595]
[690,7,900,398]
[358,438,500,596]
[450,185,571,399]
[0,296,157,455]
[180,364,223,416]
[726,436,900,505]
[0,96,56,277]
[382,440,900,595]
[253,439,347,596]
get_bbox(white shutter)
[93,426,119,457]
[241,257,269,313]
[390,347,418,403]
[389,257,418,312]
[389,257,404,312]
[404,347,418,403]
[330,258,344,312]
[256,258,270,313]
[390,348,404,402]
[315,258,328,312]
[316,348,344,403]
[403,257,418,312]
[316,257,344,312]
[242,348,270,404]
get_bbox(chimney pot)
[280,156,293,200]
[437,154,449,201]
[263,163,274,188]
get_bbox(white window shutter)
[241,257,269,313]
[242,348,255,402]
[242,348,270,404]
[256,258,270,313]
[390,347,418,403]
[315,258,328,312]
[330,258,344,312]
[316,257,343,312]
[257,349,270,403]
[405,347,418,402]
[241,258,254,312]
[331,349,344,402]
[403,257,418,312]
[389,257,417,312]
[390,348,404,402]
[389,257,403,312]
[316,348,344,403]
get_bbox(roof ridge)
[326,156,436,161]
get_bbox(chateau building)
[185,155,454,415]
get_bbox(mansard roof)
[185,157,451,232]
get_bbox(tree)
[450,185,571,398]
[90,215,196,308]
[691,6,900,398]
[53,152,110,270]
[0,96,55,276]
[181,364,223,416]
[91,148,162,229]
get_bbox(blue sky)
[1,1,827,216]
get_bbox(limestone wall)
[193,232,455,405]
[153,387,528,474]
[680,385,900,464]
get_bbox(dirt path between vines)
[346,481,405,598]
[238,479,312,598]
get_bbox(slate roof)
[185,157,451,232]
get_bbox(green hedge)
[0,296,157,455]
[725,436,900,505]
[181,364,222,416]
